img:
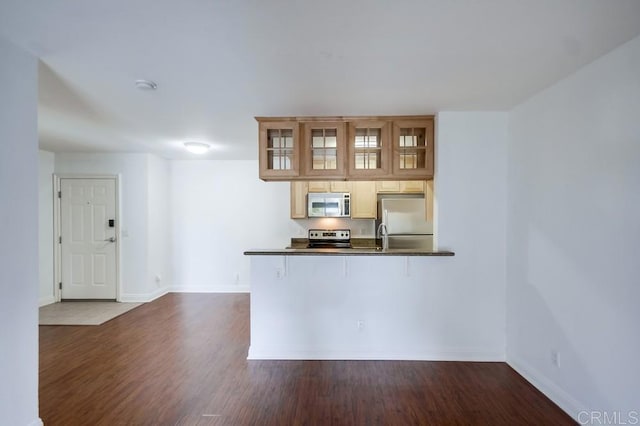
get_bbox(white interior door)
[60,178,117,299]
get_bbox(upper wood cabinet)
[258,120,300,180]
[258,116,434,181]
[347,120,391,178]
[301,121,347,179]
[290,181,308,219]
[307,181,352,193]
[375,180,425,193]
[329,181,351,192]
[400,180,425,193]
[425,180,434,223]
[350,181,377,219]
[307,181,331,193]
[375,180,400,193]
[391,118,434,178]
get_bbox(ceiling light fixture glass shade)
[184,142,210,154]
[134,79,158,90]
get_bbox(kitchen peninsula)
[242,248,505,362]
[246,114,500,362]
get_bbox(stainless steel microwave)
[307,193,350,218]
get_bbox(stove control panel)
[308,229,351,241]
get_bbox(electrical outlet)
[551,350,560,367]
[235,273,240,285]
[357,320,365,331]
[275,268,283,279]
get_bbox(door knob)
[105,237,116,243]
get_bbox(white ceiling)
[1,0,640,160]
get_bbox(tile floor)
[39,301,142,325]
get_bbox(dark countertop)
[244,237,454,256]
[244,248,455,256]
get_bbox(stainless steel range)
[307,229,351,249]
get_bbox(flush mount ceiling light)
[184,142,210,154]
[134,79,157,90]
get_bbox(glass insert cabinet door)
[302,122,346,177]
[268,128,294,170]
[258,121,300,179]
[354,128,381,169]
[347,120,391,177]
[311,128,337,170]
[392,119,434,178]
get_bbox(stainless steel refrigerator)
[377,197,433,250]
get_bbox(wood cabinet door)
[347,120,391,179]
[302,122,347,179]
[399,180,425,193]
[350,181,377,219]
[425,180,434,222]
[258,121,300,180]
[376,180,424,193]
[307,181,331,192]
[391,118,434,179]
[330,181,352,193]
[308,181,351,193]
[375,181,401,193]
[290,181,308,218]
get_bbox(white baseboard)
[248,347,505,361]
[170,285,250,293]
[507,355,585,422]
[28,418,43,426]
[120,285,250,301]
[119,287,169,303]
[39,296,56,307]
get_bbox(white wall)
[0,36,41,426]
[38,150,55,306]
[147,155,172,297]
[171,160,291,291]
[436,111,509,352]
[54,153,171,301]
[507,35,640,420]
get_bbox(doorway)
[54,176,119,301]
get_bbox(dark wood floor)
[40,293,575,425]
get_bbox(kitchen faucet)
[376,223,388,250]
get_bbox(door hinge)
[59,282,62,290]
[59,236,62,244]
[58,191,62,198]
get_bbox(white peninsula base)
[247,254,504,361]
